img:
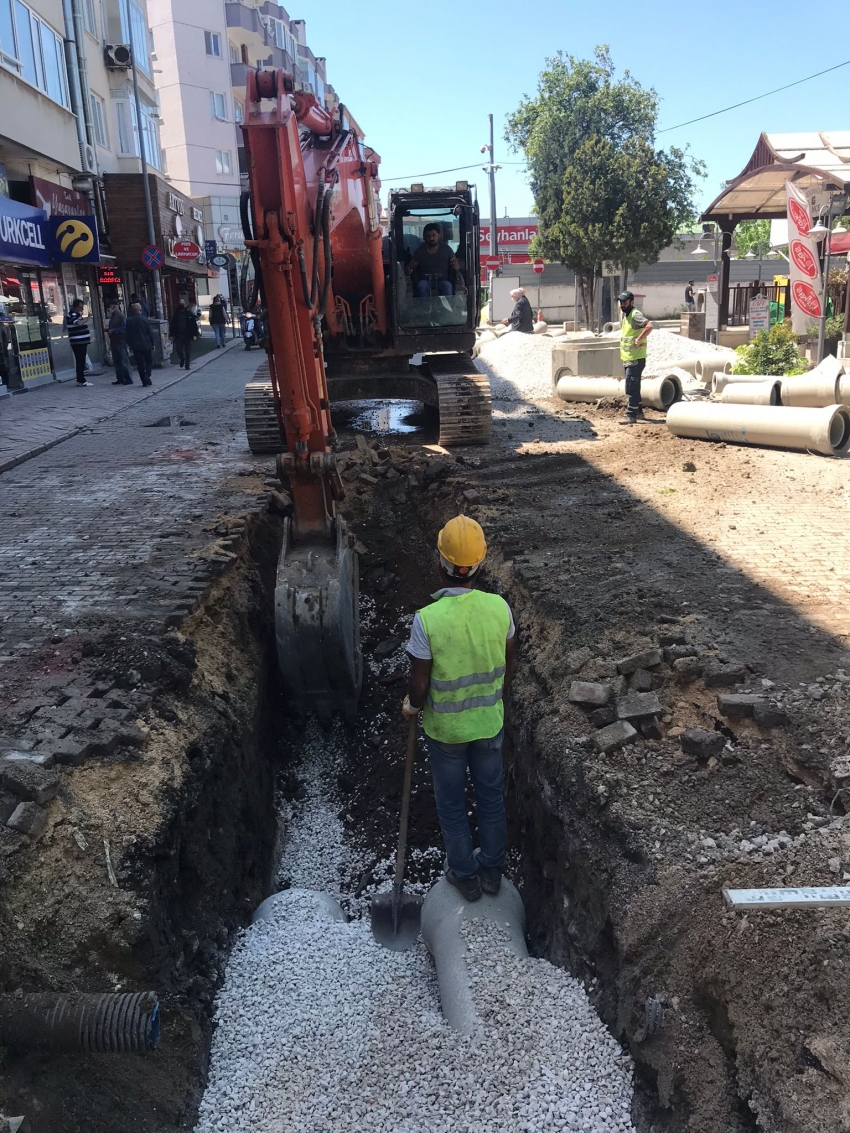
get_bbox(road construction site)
[2,331,850,1133]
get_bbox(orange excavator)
[239,69,490,715]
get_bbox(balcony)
[225,1,259,32]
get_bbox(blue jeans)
[416,278,452,298]
[623,358,645,417]
[213,324,226,347]
[424,729,506,879]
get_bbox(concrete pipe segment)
[555,374,681,410]
[780,372,841,408]
[719,379,782,406]
[666,402,850,457]
[252,887,346,924]
[421,877,527,1035]
[694,356,733,381]
[712,372,775,394]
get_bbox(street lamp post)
[481,116,501,323]
[814,193,849,363]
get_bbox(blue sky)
[297,0,850,223]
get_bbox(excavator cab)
[388,186,480,355]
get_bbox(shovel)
[370,715,423,951]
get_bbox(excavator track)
[244,375,285,454]
[426,357,492,447]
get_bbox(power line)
[659,59,850,133]
[381,161,526,182]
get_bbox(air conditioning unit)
[81,143,97,173]
[105,43,132,69]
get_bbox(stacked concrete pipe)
[780,372,841,408]
[421,878,527,1035]
[694,356,734,382]
[667,402,850,457]
[712,372,774,394]
[719,379,782,406]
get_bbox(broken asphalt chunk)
[680,728,725,760]
[717,693,765,719]
[615,691,662,721]
[568,681,612,707]
[615,649,662,675]
[6,802,46,837]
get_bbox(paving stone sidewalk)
[0,344,274,845]
[0,336,243,474]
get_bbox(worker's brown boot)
[446,869,482,902]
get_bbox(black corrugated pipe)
[0,992,160,1053]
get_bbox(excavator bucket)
[274,517,362,718]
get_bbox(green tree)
[506,48,704,327]
[734,219,780,258]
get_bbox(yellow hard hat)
[437,515,487,577]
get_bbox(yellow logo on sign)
[55,219,94,259]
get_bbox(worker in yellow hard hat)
[403,515,516,902]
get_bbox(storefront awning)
[702,132,850,222]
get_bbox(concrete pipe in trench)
[253,888,346,925]
[555,374,681,411]
[780,373,841,408]
[421,877,527,1035]
[719,379,782,406]
[666,401,850,457]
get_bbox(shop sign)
[748,296,770,339]
[0,197,50,267]
[50,216,100,263]
[479,224,539,247]
[19,347,51,381]
[218,224,244,244]
[30,177,90,219]
[98,266,122,285]
[173,240,201,261]
[167,192,186,216]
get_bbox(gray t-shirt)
[413,241,454,280]
[407,587,515,660]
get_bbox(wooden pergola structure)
[700,131,850,328]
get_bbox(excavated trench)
[1,431,789,1132]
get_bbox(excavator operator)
[407,223,459,298]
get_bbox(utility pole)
[130,48,163,319]
[481,115,501,323]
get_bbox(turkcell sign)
[0,197,50,267]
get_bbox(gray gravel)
[196,891,635,1132]
[473,328,736,403]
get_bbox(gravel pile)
[196,891,635,1133]
[644,329,736,375]
[473,328,736,403]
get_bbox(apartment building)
[0,0,183,388]
[147,0,334,305]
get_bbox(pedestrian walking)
[501,287,534,333]
[169,296,200,369]
[403,516,516,902]
[129,291,149,317]
[107,303,133,385]
[209,294,227,348]
[685,280,695,312]
[126,302,156,386]
[618,290,653,425]
[65,298,92,386]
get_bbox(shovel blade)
[370,891,423,951]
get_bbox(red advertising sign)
[532,258,545,274]
[789,239,818,278]
[791,279,822,318]
[787,197,811,236]
[479,224,539,246]
[172,240,201,261]
[483,255,501,271]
